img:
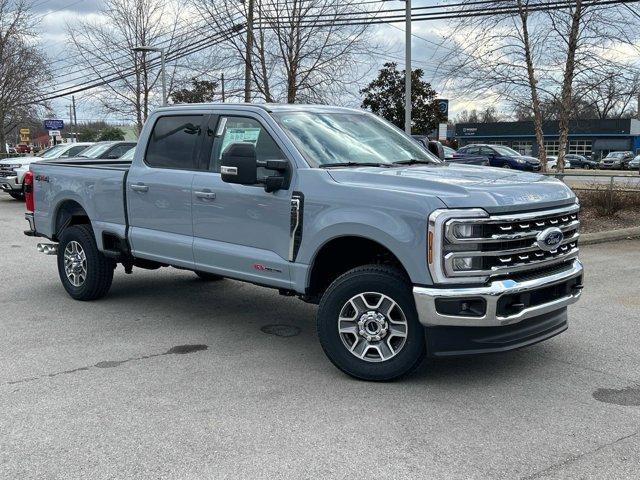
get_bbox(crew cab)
[24,104,583,381]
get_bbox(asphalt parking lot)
[1,194,639,479]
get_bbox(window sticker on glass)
[221,128,261,153]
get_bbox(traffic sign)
[44,119,64,130]
[20,128,30,135]
[48,130,61,137]
[436,99,449,120]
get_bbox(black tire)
[57,224,115,301]
[194,270,224,281]
[501,163,511,169]
[316,265,426,381]
[8,190,24,200]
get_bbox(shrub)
[576,182,640,216]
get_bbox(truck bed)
[31,159,130,249]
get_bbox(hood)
[0,156,40,166]
[519,156,540,164]
[326,163,575,212]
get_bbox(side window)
[480,147,494,156]
[210,116,284,173]
[146,115,203,169]
[108,144,134,159]
[464,146,479,155]
[66,145,88,157]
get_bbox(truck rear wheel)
[317,265,425,381]
[57,224,115,301]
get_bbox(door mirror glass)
[220,142,258,185]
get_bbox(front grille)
[428,204,580,284]
[0,166,17,177]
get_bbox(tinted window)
[146,116,203,169]
[63,145,90,157]
[210,116,284,174]
[480,147,495,156]
[462,146,479,154]
[107,144,135,159]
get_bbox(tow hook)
[37,243,58,255]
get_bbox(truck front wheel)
[57,224,115,301]
[317,265,425,381]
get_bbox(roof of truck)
[154,103,363,115]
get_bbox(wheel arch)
[52,199,91,241]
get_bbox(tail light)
[24,170,34,212]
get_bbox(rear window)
[145,115,203,170]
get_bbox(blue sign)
[437,99,449,119]
[44,119,64,130]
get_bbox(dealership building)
[454,118,640,160]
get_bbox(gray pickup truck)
[24,104,583,380]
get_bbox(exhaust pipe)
[37,243,58,255]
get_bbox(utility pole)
[72,95,78,142]
[244,0,254,103]
[405,0,411,135]
[221,73,226,102]
[69,105,73,143]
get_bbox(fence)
[543,171,640,193]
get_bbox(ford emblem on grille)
[536,227,564,252]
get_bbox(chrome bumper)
[0,175,20,191]
[413,259,583,327]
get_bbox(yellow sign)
[20,134,30,143]
[20,128,30,135]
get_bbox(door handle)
[130,183,149,193]
[195,190,216,200]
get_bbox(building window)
[512,141,533,156]
[569,139,592,156]
[545,141,560,156]
[492,140,511,146]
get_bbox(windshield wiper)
[391,159,434,166]
[319,162,391,168]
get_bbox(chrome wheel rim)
[338,292,408,363]
[64,241,87,287]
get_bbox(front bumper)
[413,259,583,328]
[0,175,21,192]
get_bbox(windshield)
[38,145,66,158]
[272,111,440,167]
[493,146,521,156]
[119,147,135,160]
[443,146,455,158]
[606,152,624,158]
[78,143,112,158]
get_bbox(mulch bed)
[579,207,640,234]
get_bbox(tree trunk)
[517,0,547,170]
[556,0,583,173]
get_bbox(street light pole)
[132,45,167,106]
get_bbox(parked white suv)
[0,142,93,199]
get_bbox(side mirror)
[428,140,445,161]
[221,142,258,185]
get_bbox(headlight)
[516,158,526,164]
[451,223,482,239]
[7,163,22,170]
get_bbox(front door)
[127,114,207,268]
[192,114,294,288]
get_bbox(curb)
[581,226,640,245]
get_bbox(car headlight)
[516,158,526,164]
[6,163,22,170]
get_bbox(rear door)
[127,114,207,268]
[191,113,295,288]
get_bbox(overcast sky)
[35,0,502,125]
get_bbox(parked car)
[629,154,640,171]
[546,156,572,170]
[600,151,634,170]
[15,144,31,154]
[0,142,94,200]
[24,104,582,381]
[441,145,489,166]
[457,144,541,171]
[118,146,136,161]
[75,141,137,161]
[564,154,597,169]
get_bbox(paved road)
[1,195,639,479]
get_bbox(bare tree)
[440,1,639,171]
[0,0,51,150]
[192,0,377,104]
[67,0,185,132]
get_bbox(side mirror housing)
[428,140,445,161]
[220,142,258,185]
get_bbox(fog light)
[452,256,481,271]
[435,298,486,317]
